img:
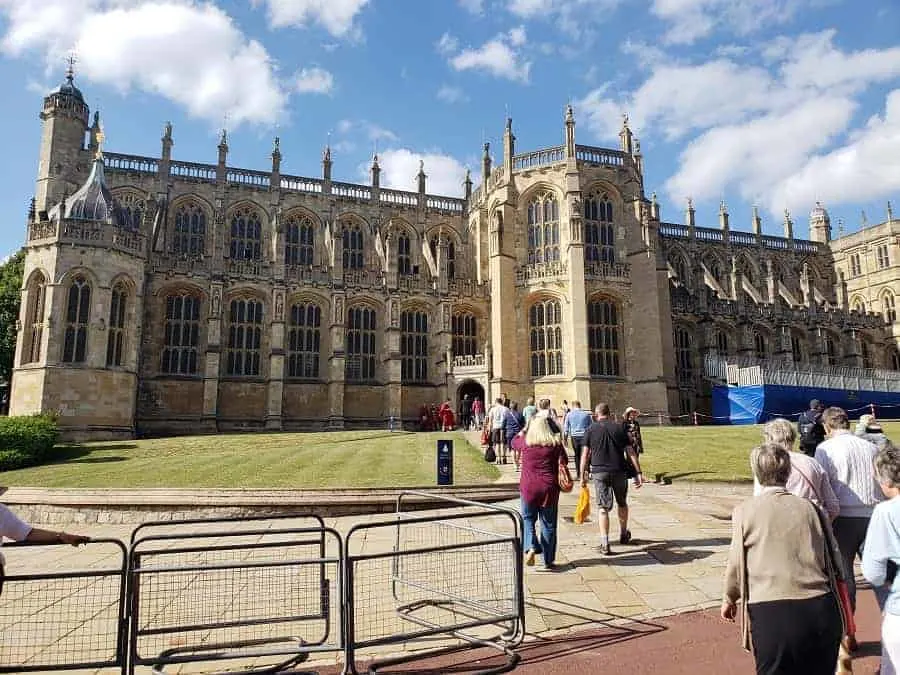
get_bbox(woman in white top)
[752,418,840,521]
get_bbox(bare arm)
[25,528,90,546]
[626,445,643,488]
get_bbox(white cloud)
[769,90,900,210]
[436,32,459,56]
[447,27,531,82]
[578,30,900,217]
[651,0,816,45]
[294,66,334,94]
[437,85,467,104]
[506,0,621,38]
[0,0,286,128]
[459,0,485,15]
[257,0,370,37]
[363,149,467,197]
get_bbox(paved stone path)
[1,468,749,674]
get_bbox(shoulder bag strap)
[792,461,823,505]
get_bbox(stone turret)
[808,201,831,243]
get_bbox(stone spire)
[565,103,576,158]
[322,142,332,182]
[271,136,281,173]
[481,141,491,182]
[417,159,426,194]
[370,151,380,188]
[503,116,515,172]
[719,200,729,231]
[685,197,695,231]
[619,113,633,155]
[161,121,173,161]
[783,208,793,239]
[217,128,228,165]
[464,168,472,202]
[889,200,895,223]
[751,204,762,235]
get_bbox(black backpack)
[798,411,824,446]
[484,446,497,463]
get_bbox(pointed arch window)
[588,299,621,377]
[346,306,376,382]
[429,236,456,279]
[401,310,429,383]
[851,297,866,314]
[230,206,263,261]
[753,331,767,360]
[675,327,694,386]
[173,202,206,257]
[21,272,47,365]
[285,215,315,266]
[890,347,900,371]
[884,292,897,323]
[791,335,804,363]
[63,275,91,363]
[115,191,144,230]
[862,341,874,370]
[398,232,412,276]
[161,293,201,375]
[226,298,263,376]
[584,194,615,264]
[823,334,838,366]
[287,302,321,379]
[343,222,364,270]
[529,299,563,377]
[672,256,688,285]
[715,330,729,357]
[106,282,127,367]
[452,313,477,357]
[526,192,560,265]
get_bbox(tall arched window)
[21,272,46,365]
[529,299,563,377]
[823,335,838,366]
[173,202,206,257]
[226,298,263,376]
[343,222,364,270]
[588,299,620,377]
[862,341,874,369]
[674,327,693,386]
[791,335,804,363]
[287,302,321,378]
[63,275,91,363]
[161,292,201,375]
[715,330,729,357]
[526,192,560,265]
[106,282,127,367]
[230,206,263,261]
[706,259,723,285]
[890,347,900,371]
[672,256,688,285]
[398,233,412,276]
[884,292,897,323]
[429,236,457,278]
[401,310,429,383]
[452,313,477,357]
[115,191,144,230]
[851,297,866,313]
[285,215,315,266]
[754,331,767,360]
[346,306,376,382]
[584,193,615,264]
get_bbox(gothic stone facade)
[9,75,897,439]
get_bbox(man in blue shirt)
[563,400,592,476]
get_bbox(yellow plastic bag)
[573,485,591,524]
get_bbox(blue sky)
[1,0,899,259]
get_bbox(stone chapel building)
[9,71,900,439]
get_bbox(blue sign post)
[437,439,454,486]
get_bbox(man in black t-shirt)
[580,403,643,556]
[797,399,825,456]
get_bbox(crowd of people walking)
[723,399,900,675]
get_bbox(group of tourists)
[497,398,645,571]
[723,400,900,675]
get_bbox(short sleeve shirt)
[0,504,32,567]
[583,420,630,473]
[491,405,509,430]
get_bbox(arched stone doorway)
[457,379,485,430]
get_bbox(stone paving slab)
[1,473,749,674]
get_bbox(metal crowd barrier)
[343,491,525,674]
[127,515,341,674]
[0,501,525,675]
[0,538,128,673]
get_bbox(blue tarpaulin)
[711,384,900,424]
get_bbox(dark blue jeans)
[521,498,559,566]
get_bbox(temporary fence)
[0,499,525,675]
[344,491,525,673]
[0,539,128,673]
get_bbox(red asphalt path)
[322,589,883,674]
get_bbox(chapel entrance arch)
[457,380,486,430]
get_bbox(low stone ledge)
[3,484,521,525]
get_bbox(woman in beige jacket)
[722,443,844,674]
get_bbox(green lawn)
[639,421,900,483]
[0,431,499,488]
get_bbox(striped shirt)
[815,430,883,518]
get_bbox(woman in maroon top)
[511,413,568,571]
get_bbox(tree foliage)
[0,250,25,382]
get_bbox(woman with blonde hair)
[510,413,568,572]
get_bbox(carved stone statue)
[334,296,344,324]
[391,301,399,328]
[274,291,284,321]
[490,210,503,255]
[211,288,221,317]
